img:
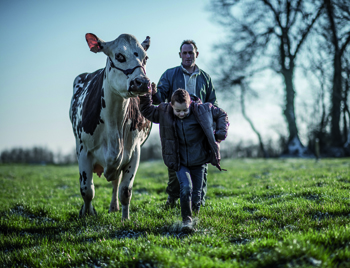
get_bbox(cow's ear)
[141,36,150,51]
[85,33,105,53]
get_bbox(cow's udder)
[93,164,104,178]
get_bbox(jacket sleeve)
[205,75,219,107]
[211,106,229,141]
[152,70,171,105]
[139,93,161,123]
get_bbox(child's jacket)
[139,94,230,171]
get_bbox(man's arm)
[152,70,171,105]
[205,75,219,107]
[139,93,161,123]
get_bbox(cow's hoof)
[79,204,97,218]
[108,206,119,213]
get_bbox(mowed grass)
[1,158,350,268]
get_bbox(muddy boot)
[181,201,193,232]
[165,195,178,208]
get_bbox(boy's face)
[172,101,190,119]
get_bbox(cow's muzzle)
[129,77,151,95]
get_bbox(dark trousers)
[166,164,207,206]
[175,164,206,211]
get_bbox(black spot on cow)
[82,171,87,185]
[81,68,105,135]
[129,166,131,168]
[80,145,83,152]
[125,97,152,132]
[134,52,138,57]
[130,173,134,181]
[121,186,132,199]
[101,98,106,108]
[100,118,104,124]
[109,66,111,72]
[79,173,82,183]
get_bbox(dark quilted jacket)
[139,93,229,171]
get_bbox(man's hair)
[180,40,198,52]
[171,89,191,105]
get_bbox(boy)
[139,89,229,230]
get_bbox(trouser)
[175,164,206,212]
[166,164,208,206]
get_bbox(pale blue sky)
[2,0,314,155]
[1,0,237,153]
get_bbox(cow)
[69,33,152,220]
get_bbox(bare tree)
[210,0,323,156]
[239,80,269,158]
[301,38,332,155]
[322,0,350,150]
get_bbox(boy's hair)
[171,89,191,105]
[180,40,198,52]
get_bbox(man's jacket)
[139,94,229,172]
[152,65,218,106]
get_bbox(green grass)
[1,158,350,267]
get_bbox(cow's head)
[85,33,151,98]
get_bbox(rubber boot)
[181,201,193,232]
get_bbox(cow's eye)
[115,53,126,63]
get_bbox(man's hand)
[216,139,222,143]
[151,82,157,95]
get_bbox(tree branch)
[262,0,283,28]
[288,0,303,27]
[340,32,350,57]
[294,3,324,56]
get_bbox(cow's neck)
[100,84,131,168]
[101,85,130,130]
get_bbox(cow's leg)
[78,151,97,217]
[119,145,141,220]
[108,172,123,213]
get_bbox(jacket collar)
[180,64,200,75]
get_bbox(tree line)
[210,0,350,157]
[0,147,77,165]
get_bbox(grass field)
[1,158,350,267]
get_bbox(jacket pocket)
[163,140,175,155]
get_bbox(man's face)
[179,44,199,70]
[172,101,190,119]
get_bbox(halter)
[108,57,146,78]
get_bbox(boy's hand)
[151,82,157,95]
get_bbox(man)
[152,40,218,208]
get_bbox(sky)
[0,0,303,155]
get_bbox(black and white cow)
[69,33,152,219]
